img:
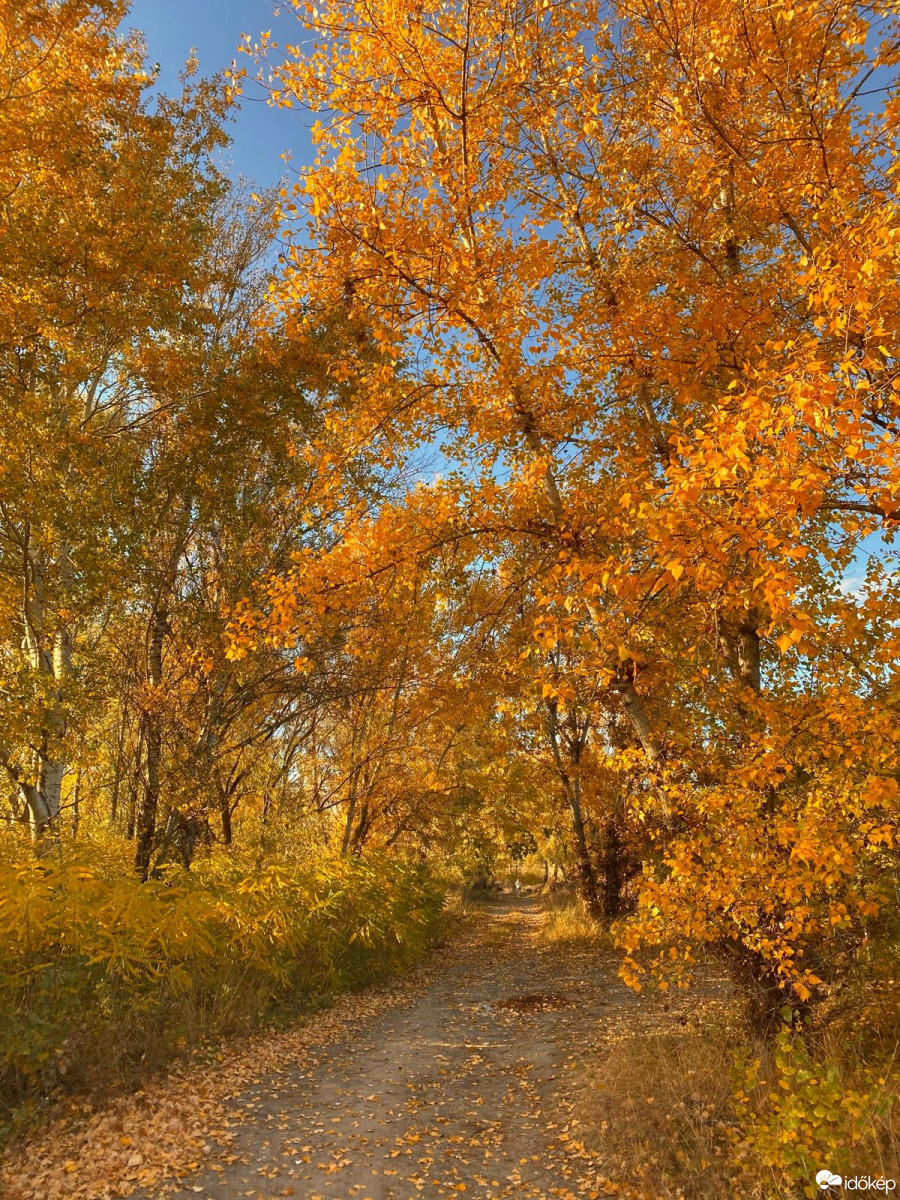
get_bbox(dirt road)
[137,896,632,1200]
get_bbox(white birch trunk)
[20,540,71,837]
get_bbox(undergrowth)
[539,891,900,1198]
[540,886,613,949]
[0,844,445,1145]
[580,986,900,1199]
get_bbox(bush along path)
[2,896,696,1200]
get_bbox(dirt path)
[6,896,656,1200]
[128,896,634,1200]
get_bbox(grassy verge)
[540,885,613,949]
[0,848,447,1147]
[581,1015,900,1198]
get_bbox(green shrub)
[0,848,445,1137]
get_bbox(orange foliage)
[248,0,900,1011]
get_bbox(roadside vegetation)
[0,840,444,1142]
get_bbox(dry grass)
[579,1003,900,1199]
[533,889,900,1197]
[540,887,613,949]
[440,886,479,929]
[582,1021,744,1199]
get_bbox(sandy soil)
[133,895,633,1200]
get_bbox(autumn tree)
[259,0,900,1019]
[0,2,390,878]
[0,0,234,836]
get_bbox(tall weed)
[0,845,444,1136]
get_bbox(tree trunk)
[125,724,143,840]
[341,763,362,855]
[110,706,130,828]
[602,813,623,923]
[570,775,603,919]
[71,769,81,840]
[544,697,603,919]
[349,790,373,855]
[134,604,167,880]
[20,544,72,838]
[718,616,762,695]
[219,785,233,846]
[725,942,798,1039]
[738,624,761,692]
[256,789,272,869]
[613,659,662,761]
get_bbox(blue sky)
[127,0,311,187]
